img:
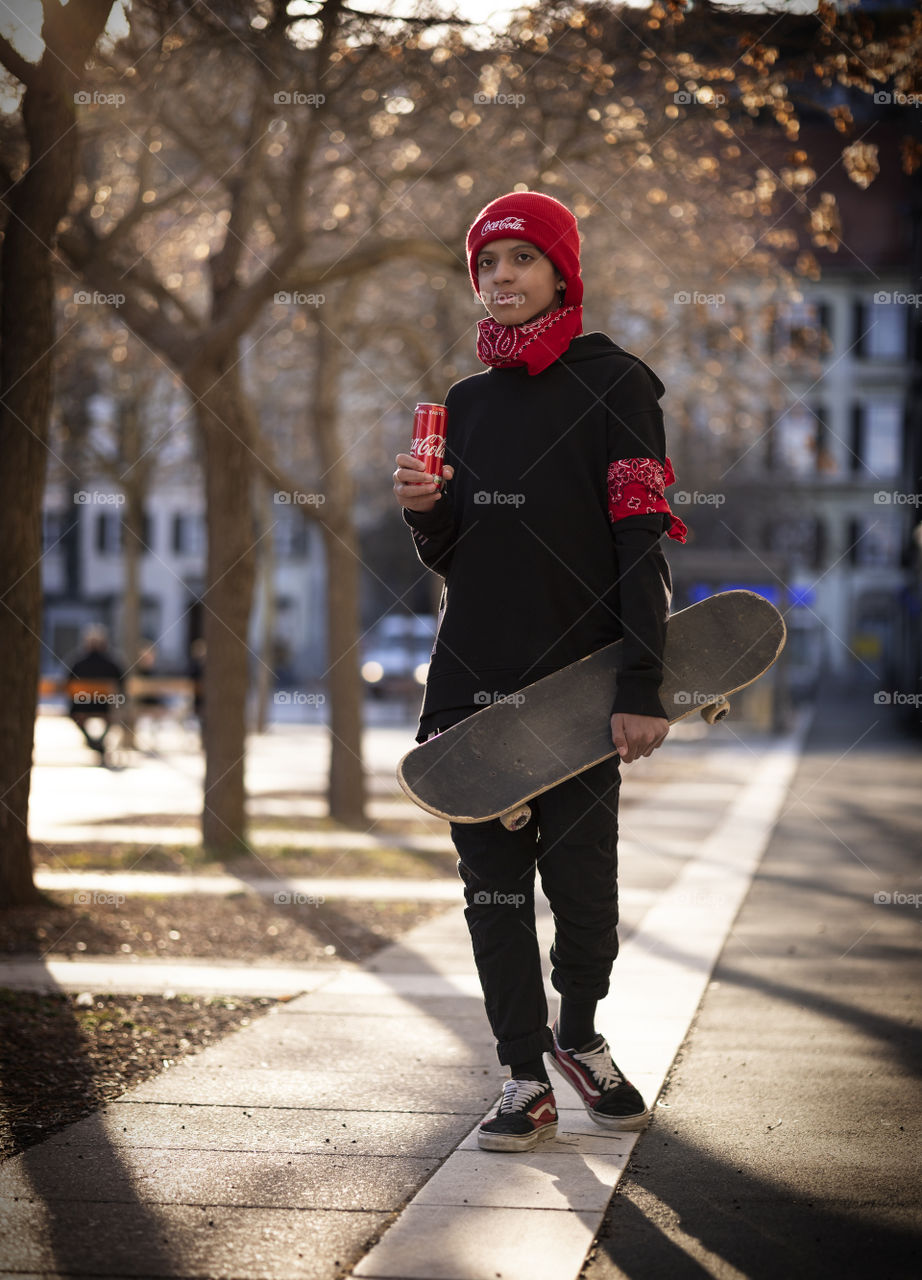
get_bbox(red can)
[411,403,447,485]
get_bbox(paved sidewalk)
[584,678,922,1280]
[0,730,803,1278]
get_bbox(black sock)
[510,1056,549,1083]
[557,998,598,1051]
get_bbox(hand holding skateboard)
[610,712,670,762]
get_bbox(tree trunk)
[118,404,145,752]
[252,481,276,735]
[0,1,114,907]
[312,319,366,826]
[187,360,257,854]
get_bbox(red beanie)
[466,191,583,307]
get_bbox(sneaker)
[478,1077,558,1152]
[549,1022,649,1130]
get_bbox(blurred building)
[666,111,920,704]
[40,482,327,679]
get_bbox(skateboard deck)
[397,590,786,829]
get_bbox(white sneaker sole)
[586,1107,650,1131]
[478,1121,558,1152]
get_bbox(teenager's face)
[476,239,564,324]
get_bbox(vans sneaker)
[478,1077,558,1152]
[550,1021,649,1130]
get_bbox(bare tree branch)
[0,33,38,88]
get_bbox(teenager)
[394,191,686,1151]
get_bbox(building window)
[274,510,308,559]
[764,515,826,570]
[848,512,903,568]
[853,298,907,359]
[95,512,122,555]
[43,511,72,551]
[850,402,903,478]
[172,513,206,556]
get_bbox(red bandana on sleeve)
[607,455,688,543]
[476,304,583,377]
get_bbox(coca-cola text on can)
[411,403,447,485]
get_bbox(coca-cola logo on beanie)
[480,216,527,234]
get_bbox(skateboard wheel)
[701,698,730,725]
[500,805,532,831]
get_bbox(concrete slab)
[0,1199,390,1279]
[0,1146,438,1211]
[411,1148,634,1212]
[197,1011,494,1070]
[276,993,486,1019]
[124,1064,503,1112]
[352,1204,600,1280]
[45,1103,478,1159]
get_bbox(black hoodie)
[403,332,678,743]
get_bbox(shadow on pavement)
[592,1125,921,1280]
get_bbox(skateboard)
[397,590,786,830]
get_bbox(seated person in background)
[67,624,124,765]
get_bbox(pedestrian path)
[350,734,803,1280]
[0,724,806,1279]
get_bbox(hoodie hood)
[559,332,666,400]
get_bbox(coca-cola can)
[411,403,447,485]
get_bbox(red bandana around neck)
[476,304,583,376]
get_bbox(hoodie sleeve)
[603,358,683,720]
[403,495,457,577]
